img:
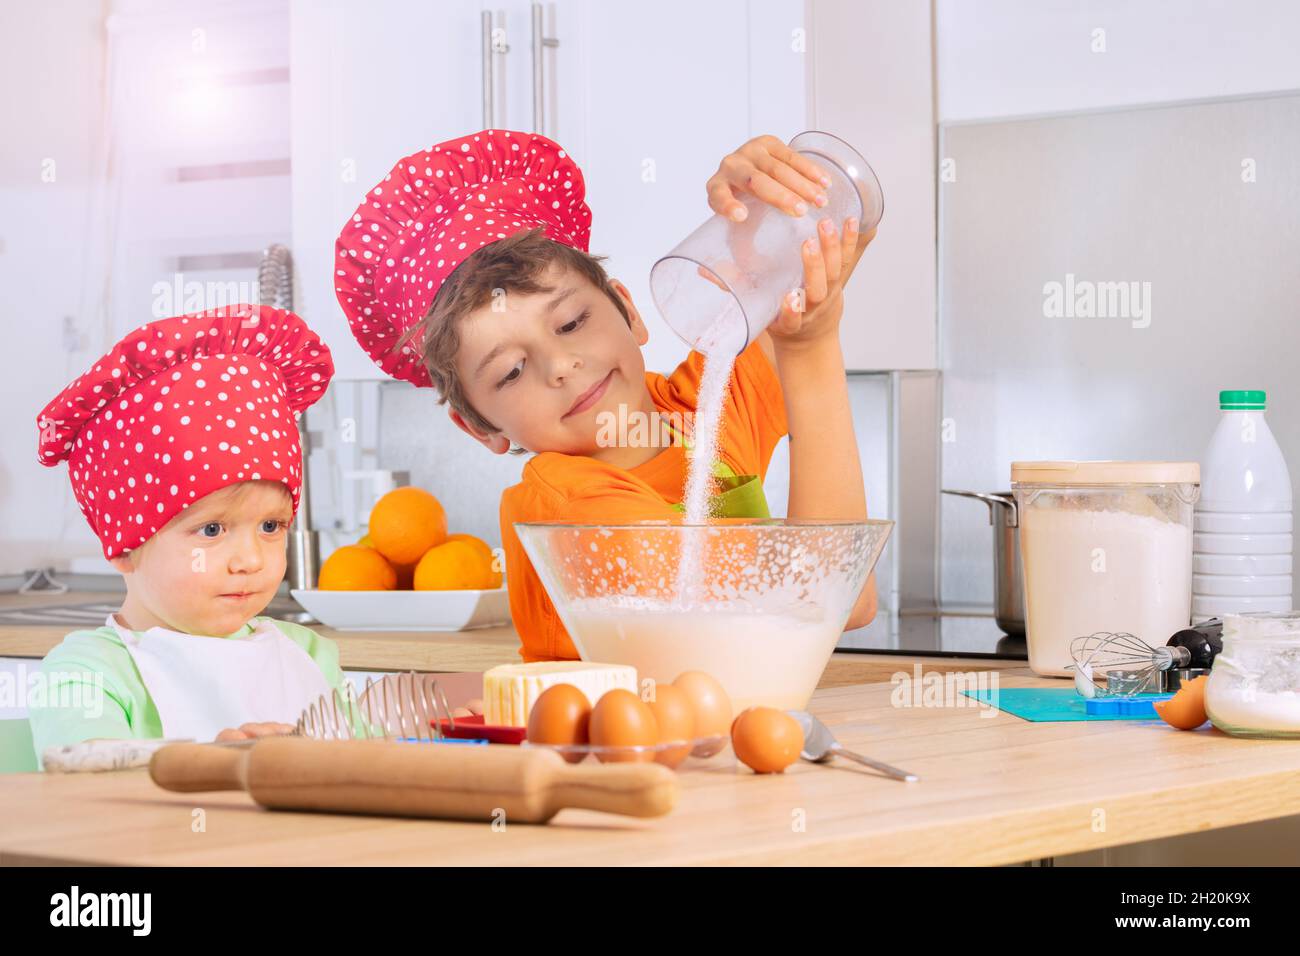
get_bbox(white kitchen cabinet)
[292,1,935,377]
[290,0,806,379]
[807,0,937,371]
[290,0,484,380]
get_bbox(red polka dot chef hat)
[334,128,592,387]
[36,305,334,558]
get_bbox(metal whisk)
[1068,632,1193,698]
[295,672,455,742]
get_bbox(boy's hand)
[706,134,834,220]
[767,216,874,352]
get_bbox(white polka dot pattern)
[333,128,593,388]
[35,305,334,558]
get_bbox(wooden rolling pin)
[150,737,678,823]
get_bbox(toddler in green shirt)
[30,305,345,765]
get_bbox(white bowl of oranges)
[291,487,510,632]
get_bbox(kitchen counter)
[0,590,1023,686]
[5,671,1300,865]
[5,589,1299,865]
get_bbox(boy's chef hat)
[36,305,333,558]
[334,128,592,387]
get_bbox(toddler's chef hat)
[334,128,592,387]
[36,305,333,558]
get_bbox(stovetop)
[839,607,1028,660]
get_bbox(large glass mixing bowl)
[515,518,894,711]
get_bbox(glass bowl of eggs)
[515,518,894,712]
[523,736,731,769]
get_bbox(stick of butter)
[483,662,638,727]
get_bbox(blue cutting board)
[961,687,1171,722]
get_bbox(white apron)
[108,614,332,742]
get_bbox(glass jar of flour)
[1011,461,1200,677]
[1205,612,1300,738]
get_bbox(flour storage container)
[1012,461,1199,677]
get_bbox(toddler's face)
[453,264,650,456]
[111,481,293,636]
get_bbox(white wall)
[938,0,1300,123]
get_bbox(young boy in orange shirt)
[335,130,877,661]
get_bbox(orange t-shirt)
[498,339,788,662]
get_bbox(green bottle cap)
[1219,389,1266,410]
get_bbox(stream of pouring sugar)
[675,326,738,601]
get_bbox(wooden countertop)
[5,671,1300,866]
[10,590,1295,865]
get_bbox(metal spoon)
[787,710,919,782]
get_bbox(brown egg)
[526,684,591,763]
[645,683,695,768]
[1154,675,1209,730]
[589,688,659,763]
[730,707,753,737]
[731,707,803,774]
[674,671,732,757]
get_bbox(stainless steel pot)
[942,489,1025,637]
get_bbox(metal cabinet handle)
[482,11,512,128]
[481,10,494,128]
[531,2,559,135]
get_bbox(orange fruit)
[318,544,397,591]
[446,533,503,587]
[367,487,447,565]
[413,539,497,591]
[446,533,491,562]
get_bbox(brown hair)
[394,228,630,440]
